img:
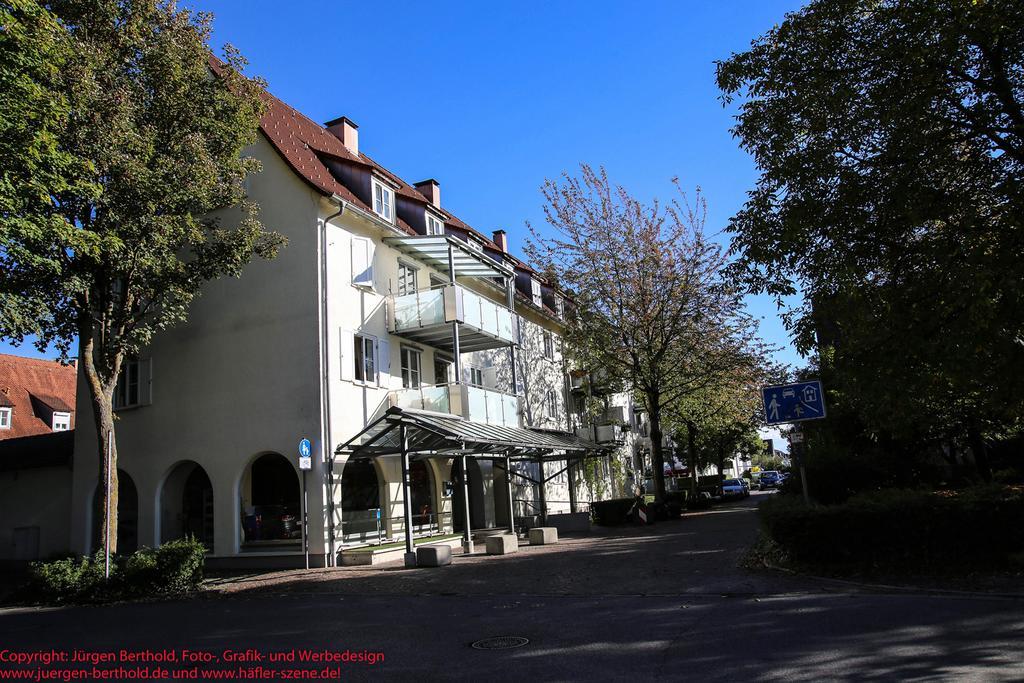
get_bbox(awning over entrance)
[382,235,513,280]
[331,407,613,567]
[335,407,609,461]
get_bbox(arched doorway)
[240,453,300,545]
[340,458,382,542]
[160,461,214,549]
[91,470,139,554]
[409,459,436,531]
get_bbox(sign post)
[761,381,827,505]
[298,438,312,570]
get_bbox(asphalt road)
[1,493,1022,682]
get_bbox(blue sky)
[2,0,807,373]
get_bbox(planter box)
[338,537,462,567]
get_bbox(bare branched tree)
[526,164,750,502]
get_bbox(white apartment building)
[67,81,632,567]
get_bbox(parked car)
[720,478,750,499]
[758,471,782,490]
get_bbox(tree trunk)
[648,401,667,503]
[966,423,992,482]
[686,421,699,500]
[80,330,120,555]
[716,444,725,476]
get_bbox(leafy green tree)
[0,0,283,552]
[527,164,744,502]
[716,0,1024,478]
[666,347,776,494]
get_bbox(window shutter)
[351,237,374,287]
[377,338,390,386]
[139,358,153,405]
[339,328,355,382]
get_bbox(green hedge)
[591,498,637,525]
[759,486,1024,574]
[27,537,207,604]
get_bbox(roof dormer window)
[426,214,444,236]
[52,412,71,431]
[531,278,543,306]
[555,296,565,319]
[372,179,394,222]
[466,238,483,253]
[0,407,10,430]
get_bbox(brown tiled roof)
[0,354,77,440]
[210,56,560,288]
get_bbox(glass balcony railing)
[389,383,521,428]
[389,384,452,414]
[388,284,516,352]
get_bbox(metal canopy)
[383,235,513,279]
[335,407,609,461]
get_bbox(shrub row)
[26,537,207,604]
[759,486,1024,574]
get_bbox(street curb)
[760,560,1024,600]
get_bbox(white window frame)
[469,367,484,387]
[353,334,377,385]
[397,261,418,296]
[466,238,483,253]
[555,296,565,319]
[531,278,543,306]
[401,347,422,389]
[426,214,444,236]
[0,407,10,429]
[52,412,71,431]
[547,389,558,419]
[114,359,142,409]
[372,179,394,222]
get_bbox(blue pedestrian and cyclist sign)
[298,438,312,470]
[761,380,827,425]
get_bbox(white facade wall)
[70,136,325,561]
[64,133,630,564]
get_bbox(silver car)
[721,478,750,499]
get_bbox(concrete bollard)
[416,545,452,567]
[528,527,558,545]
[484,534,519,555]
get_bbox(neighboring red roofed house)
[0,354,77,563]
[0,354,77,440]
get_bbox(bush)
[26,537,207,604]
[27,553,108,604]
[759,485,1024,575]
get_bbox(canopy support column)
[568,459,578,513]
[400,424,416,568]
[460,455,474,553]
[449,244,463,384]
[505,456,516,535]
[536,458,548,524]
[507,277,519,395]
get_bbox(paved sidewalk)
[209,493,813,598]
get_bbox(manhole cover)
[471,636,530,650]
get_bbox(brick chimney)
[324,116,359,156]
[492,229,508,253]
[414,179,441,208]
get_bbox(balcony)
[388,284,516,353]
[576,424,624,445]
[389,383,521,429]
